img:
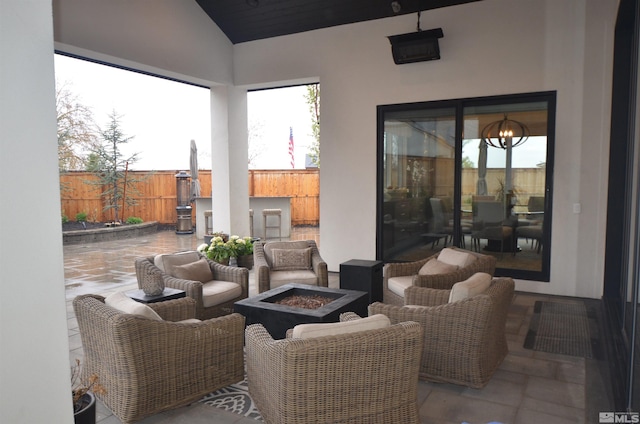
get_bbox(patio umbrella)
[476,139,488,195]
[189,139,201,202]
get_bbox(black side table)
[339,259,384,304]
[126,287,186,304]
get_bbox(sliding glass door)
[377,92,555,281]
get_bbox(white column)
[209,86,250,237]
[1,2,74,422]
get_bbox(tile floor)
[64,228,610,424]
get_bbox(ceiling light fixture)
[391,1,402,14]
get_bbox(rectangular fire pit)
[234,283,368,339]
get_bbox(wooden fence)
[60,169,319,226]
[60,168,543,225]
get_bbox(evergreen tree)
[87,111,141,223]
[304,84,320,167]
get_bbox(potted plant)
[229,235,254,269]
[197,236,232,265]
[71,359,106,424]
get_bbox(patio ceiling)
[195,0,482,44]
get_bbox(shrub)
[126,216,143,224]
[76,212,87,222]
[62,214,69,224]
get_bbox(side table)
[339,259,384,304]
[126,287,186,304]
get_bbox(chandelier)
[480,114,530,149]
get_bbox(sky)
[53,54,315,171]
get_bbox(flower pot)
[74,392,96,424]
[214,257,230,266]
[237,254,254,270]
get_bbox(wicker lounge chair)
[73,294,245,423]
[383,247,497,306]
[253,240,328,293]
[245,312,423,423]
[370,277,514,389]
[135,251,248,320]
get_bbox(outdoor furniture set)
[73,242,512,423]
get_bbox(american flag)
[288,127,295,169]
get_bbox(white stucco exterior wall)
[233,0,617,299]
[1,2,74,422]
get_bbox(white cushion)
[178,318,202,324]
[448,272,492,303]
[154,251,201,273]
[437,248,477,268]
[418,258,459,275]
[105,291,163,321]
[201,280,242,308]
[387,276,413,298]
[291,314,391,339]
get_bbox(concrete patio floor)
[64,227,610,424]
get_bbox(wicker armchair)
[135,252,248,320]
[245,312,423,424]
[73,294,245,424]
[383,247,497,305]
[253,240,328,293]
[370,277,514,389]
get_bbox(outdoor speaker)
[388,28,444,64]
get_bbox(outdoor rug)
[523,301,594,358]
[199,378,263,421]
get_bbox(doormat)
[199,378,263,421]
[523,301,593,358]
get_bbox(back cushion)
[448,272,492,303]
[105,291,163,321]
[154,251,201,274]
[263,241,310,267]
[171,258,213,282]
[437,248,477,268]
[271,248,312,271]
[418,258,459,275]
[291,314,390,339]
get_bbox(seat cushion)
[418,258,459,275]
[387,275,413,298]
[154,251,201,274]
[105,291,163,321]
[437,248,477,268]
[448,272,492,303]
[291,314,390,339]
[171,258,213,282]
[270,270,318,288]
[270,247,312,270]
[263,241,310,267]
[201,280,243,308]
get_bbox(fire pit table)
[234,283,368,339]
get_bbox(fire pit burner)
[274,294,334,309]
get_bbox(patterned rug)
[199,378,263,421]
[523,301,594,358]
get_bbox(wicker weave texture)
[382,247,497,305]
[245,317,423,423]
[73,294,246,423]
[253,240,328,293]
[135,253,248,320]
[371,278,514,389]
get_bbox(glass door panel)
[380,107,456,261]
[462,102,550,275]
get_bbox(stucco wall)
[1,2,74,422]
[233,0,616,298]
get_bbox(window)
[377,92,555,281]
